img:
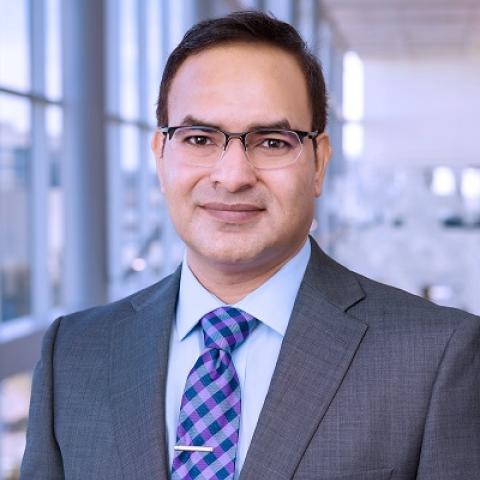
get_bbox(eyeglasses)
[159,125,321,170]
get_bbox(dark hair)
[156,10,328,133]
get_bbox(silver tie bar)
[174,445,214,453]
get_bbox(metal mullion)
[105,0,120,118]
[158,0,180,278]
[161,0,170,70]
[138,0,148,125]
[106,113,152,130]
[63,0,108,310]
[329,45,345,175]
[291,0,300,28]
[0,86,62,106]
[298,0,317,51]
[106,0,124,300]
[311,0,320,57]
[159,0,182,277]
[137,0,151,287]
[30,0,50,323]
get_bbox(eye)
[247,130,298,152]
[261,138,289,149]
[184,135,214,146]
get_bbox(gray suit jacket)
[20,239,480,479]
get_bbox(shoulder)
[48,269,181,352]
[307,238,478,334]
[351,270,479,336]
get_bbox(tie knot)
[201,307,258,353]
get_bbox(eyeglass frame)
[158,124,321,168]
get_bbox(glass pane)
[343,51,364,122]
[147,0,163,125]
[0,372,32,479]
[46,0,62,99]
[0,0,30,92]
[120,124,140,276]
[0,94,31,322]
[148,160,164,276]
[46,106,63,307]
[119,0,139,120]
[343,122,364,159]
[296,0,315,48]
[168,0,185,50]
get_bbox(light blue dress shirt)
[165,239,311,479]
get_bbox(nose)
[209,137,258,192]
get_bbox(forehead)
[167,42,312,130]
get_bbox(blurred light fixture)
[131,257,146,272]
[343,51,364,122]
[461,168,480,199]
[343,123,364,158]
[431,167,456,196]
[342,51,364,159]
[423,285,454,305]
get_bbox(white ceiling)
[321,0,480,57]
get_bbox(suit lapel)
[109,268,180,480]
[240,240,368,480]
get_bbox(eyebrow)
[179,115,293,131]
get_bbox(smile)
[200,203,265,223]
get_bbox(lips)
[200,202,265,223]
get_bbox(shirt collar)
[176,239,311,341]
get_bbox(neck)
[186,241,307,304]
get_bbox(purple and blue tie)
[171,306,259,480]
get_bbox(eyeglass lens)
[169,127,303,169]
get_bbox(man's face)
[152,42,330,273]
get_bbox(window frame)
[0,0,64,380]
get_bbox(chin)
[192,233,270,267]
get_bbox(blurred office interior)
[0,0,479,477]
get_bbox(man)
[21,11,479,480]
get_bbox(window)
[0,95,31,322]
[0,373,32,479]
[1,3,343,476]
[0,0,63,324]
[106,0,198,300]
[0,0,63,475]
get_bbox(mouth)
[200,202,265,223]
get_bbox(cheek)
[160,161,211,229]
[266,167,317,214]
[160,167,195,232]
[161,159,195,197]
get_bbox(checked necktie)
[171,306,259,480]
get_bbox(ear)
[151,130,166,193]
[313,133,332,197]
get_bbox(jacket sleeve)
[20,316,65,479]
[416,313,480,479]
